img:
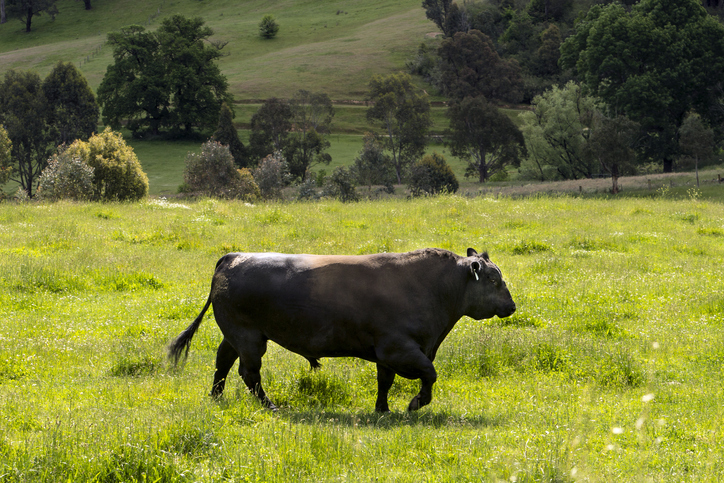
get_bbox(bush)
[296,176,320,201]
[323,166,359,202]
[259,14,279,39]
[253,151,289,199]
[37,149,95,201]
[0,126,11,187]
[184,141,259,201]
[64,128,149,201]
[407,152,458,196]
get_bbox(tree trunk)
[695,155,700,188]
[611,163,620,194]
[25,6,33,32]
[663,157,673,173]
[1,0,6,25]
[84,0,92,10]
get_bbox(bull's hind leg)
[232,332,278,410]
[211,338,238,398]
[375,364,396,413]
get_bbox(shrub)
[323,166,359,202]
[184,141,259,201]
[253,151,289,199]
[407,152,458,196]
[37,149,95,201]
[296,176,320,201]
[64,128,149,201]
[0,126,11,187]
[259,14,279,39]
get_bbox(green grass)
[1,195,723,481]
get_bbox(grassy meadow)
[1,194,723,481]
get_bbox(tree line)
[3,0,724,200]
[416,0,724,189]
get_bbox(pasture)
[1,194,723,481]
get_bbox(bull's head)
[462,248,516,320]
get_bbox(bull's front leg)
[377,342,438,411]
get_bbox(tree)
[259,14,279,39]
[352,132,395,192]
[6,0,58,32]
[366,73,432,184]
[678,113,715,188]
[422,0,459,36]
[213,102,246,167]
[158,15,231,135]
[64,128,148,201]
[587,113,640,194]
[1,0,6,24]
[77,0,91,10]
[534,24,561,77]
[560,0,724,172]
[519,82,598,180]
[438,29,523,103]
[98,16,231,137]
[446,96,526,183]
[248,98,293,163]
[407,152,459,196]
[97,25,167,136]
[0,70,51,197]
[284,90,335,181]
[42,61,100,146]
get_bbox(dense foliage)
[36,148,95,201]
[98,15,232,137]
[183,140,259,200]
[407,152,459,196]
[258,14,279,39]
[0,70,51,197]
[560,0,724,172]
[446,96,526,182]
[64,128,149,201]
[213,102,245,167]
[42,61,100,146]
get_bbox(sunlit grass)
[1,195,723,481]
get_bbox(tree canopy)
[97,15,231,137]
[560,0,724,172]
[446,96,526,183]
[0,69,51,197]
[438,29,523,103]
[43,61,99,146]
[366,73,431,184]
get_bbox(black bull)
[168,248,516,412]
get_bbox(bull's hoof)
[407,396,422,411]
[375,406,391,413]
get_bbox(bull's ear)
[482,251,490,261]
[470,261,481,280]
[467,248,478,257]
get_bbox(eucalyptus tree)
[366,73,431,184]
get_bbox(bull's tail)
[168,295,212,367]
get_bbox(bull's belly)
[266,326,379,363]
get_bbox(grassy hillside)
[1,196,723,480]
[0,0,434,101]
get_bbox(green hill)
[0,0,434,101]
